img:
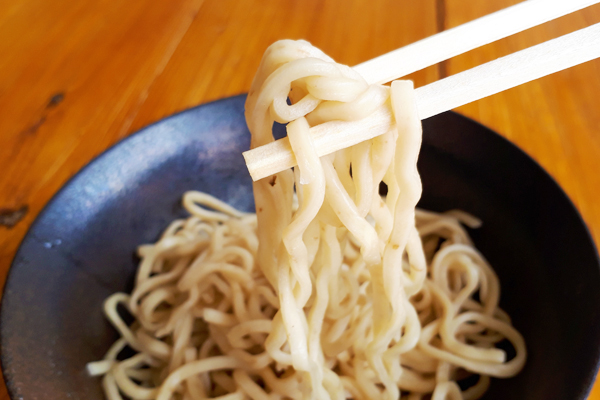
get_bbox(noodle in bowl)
[87,40,528,400]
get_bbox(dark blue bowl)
[1,94,599,399]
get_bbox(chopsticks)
[243,2,600,182]
[416,22,600,120]
[353,0,600,85]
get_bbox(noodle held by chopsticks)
[89,40,526,400]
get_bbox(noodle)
[89,40,526,399]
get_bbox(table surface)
[1,0,599,398]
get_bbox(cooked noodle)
[88,40,526,400]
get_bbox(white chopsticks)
[243,1,600,182]
[415,22,600,120]
[353,0,600,85]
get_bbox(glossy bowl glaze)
[1,94,599,399]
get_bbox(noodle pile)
[88,40,526,400]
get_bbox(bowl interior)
[2,94,599,400]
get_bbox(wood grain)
[0,0,598,399]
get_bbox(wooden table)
[1,0,599,398]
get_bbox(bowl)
[1,94,599,400]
